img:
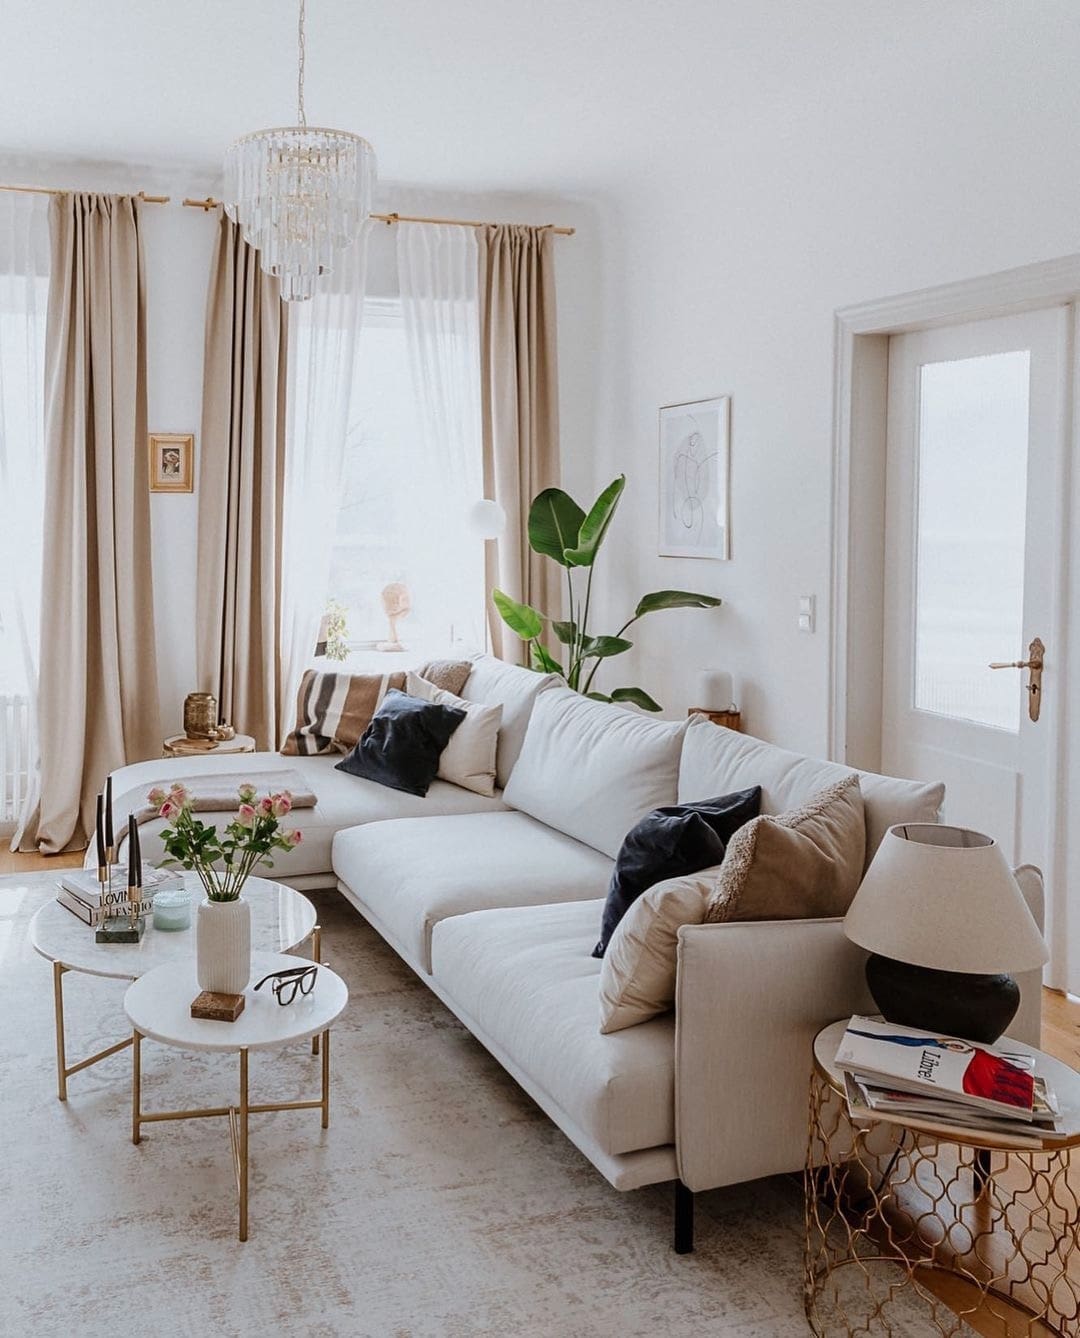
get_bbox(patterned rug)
[0,874,953,1337]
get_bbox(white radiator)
[0,693,31,827]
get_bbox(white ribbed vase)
[196,896,252,994]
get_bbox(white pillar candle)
[694,670,735,711]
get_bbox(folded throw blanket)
[113,769,317,835]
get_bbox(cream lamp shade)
[843,823,1048,975]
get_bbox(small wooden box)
[190,990,246,1022]
[688,708,742,732]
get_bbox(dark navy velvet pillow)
[335,689,465,797]
[592,787,762,957]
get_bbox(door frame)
[829,254,1080,990]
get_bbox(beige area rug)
[0,875,959,1338]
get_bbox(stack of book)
[56,865,183,926]
[835,1015,1062,1148]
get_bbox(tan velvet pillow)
[705,774,865,923]
[598,869,718,1034]
[405,672,502,797]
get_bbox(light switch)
[798,595,815,634]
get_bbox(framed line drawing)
[658,396,730,559]
[148,432,194,493]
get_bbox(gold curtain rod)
[0,183,170,204]
[183,198,575,235]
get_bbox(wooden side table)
[687,708,742,731]
[163,732,257,758]
[805,1018,1080,1336]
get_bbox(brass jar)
[183,692,218,740]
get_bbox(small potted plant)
[148,782,302,994]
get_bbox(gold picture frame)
[148,433,194,493]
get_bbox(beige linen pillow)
[406,672,502,797]
[598,869,718,1034]
[705,774,865,924]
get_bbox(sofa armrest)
[673,917,873,1192]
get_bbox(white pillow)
[406,672,503,797]
[460,653,560,789]
[502,686,687,859]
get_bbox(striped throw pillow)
[281,661,472,756]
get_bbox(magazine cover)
[835,1015,1035,1116]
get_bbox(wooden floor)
[4,842,1080,1333]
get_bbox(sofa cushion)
[460,654,560,789]
[503,687,687,859]
[333,810,613,972]
[335,690,465,797]
[706,775,865,923]
[431,899,675,1156]
[677,716,944,868]
[598,869,718,1034]
[406,672,502,797]
[100,752,507,882]
[593,786,761,957]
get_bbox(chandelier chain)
[297,0,307,128]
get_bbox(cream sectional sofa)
[103,654,1044,1252]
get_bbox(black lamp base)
[864,953,1020,1045]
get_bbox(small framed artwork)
[148,433,194,493]
[658,396,730,560]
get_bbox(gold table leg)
[311,924,322,1056]
[51,959,133,1102]
[238,1048,249,1242]
[321,1029,330,1129]
[132,1030,142,1145]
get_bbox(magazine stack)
[834,1015,1062,1148]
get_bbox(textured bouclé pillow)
[592,787,761,957]
[705,774,865,923]
[335,690,465,797]
[598,868,718,1033]
[281,660,471,756]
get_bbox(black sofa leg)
[974,1147,992,1195]
[674,1180,694,1254]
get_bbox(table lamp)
[843,823,1047,1044]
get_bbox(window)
[321,298,486,673]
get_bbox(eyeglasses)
[253,964,318,1006]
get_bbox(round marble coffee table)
[29,875,319,1101]
[126,950,348,1241]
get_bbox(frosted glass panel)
[913,351,1029,731]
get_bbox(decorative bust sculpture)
[377,581,411,652]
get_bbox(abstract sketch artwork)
[658,396,730,559]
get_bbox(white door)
[882,307,1068,876]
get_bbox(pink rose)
[237,782,257,803]
[288,829,303,846]
[258,796,274,816]
[169,783,189,807]
[272,792,293,817]
[147,786,166,806]
[160,800,176,819]
[237,803,256,827]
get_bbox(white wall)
[1,157,600,735]
[579,16,1080,756]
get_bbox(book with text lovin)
[835,1016,1036,1119]
[60,864,182,904]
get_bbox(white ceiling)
[0,1,1069,196]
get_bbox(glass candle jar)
[153,888,192,932]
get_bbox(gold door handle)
[988,637,1045,721]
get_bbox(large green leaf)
[563,475,625,567]
[585,691,613,703]
[580,635,633,659]
[493,588,544,640]
[610,686,663,712]
[633,590,723,618]
[530,641,564,675]
[528,489,585,567]
[551,619,578,646]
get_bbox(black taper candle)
[104,775,114,854]
[133,818,142,888]
[95,793,106,874]
[127,815,138,890]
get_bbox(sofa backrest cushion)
[677,716,944,870]
[503,686,687,859]
[460,654,560,788]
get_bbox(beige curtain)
[196,212,288,750]
[476,224,560,662]
[21,193,160,853]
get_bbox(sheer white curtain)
[396,224,485,650]
[280,229,370,740]
[0,192,48,845]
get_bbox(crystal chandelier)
[223,0,376,301]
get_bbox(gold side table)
[806,1018,1080,1337]
[124,951,348,1242]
